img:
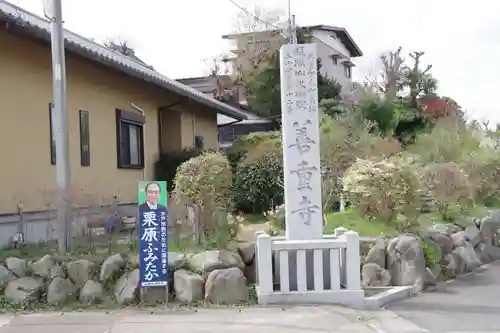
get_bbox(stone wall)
[360,212,500,292]
[0,241,256,308]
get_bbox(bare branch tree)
[103,37,135,57]
[228,5,287,86]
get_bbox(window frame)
[115,109,145,169]
[344,64,352,78]
[79,110,91,166]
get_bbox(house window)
[49,103,56,165]
[344,64,352,78]
[115,109,145,169]
[332,57,338,65]
[79,110,90,166]
[194,135,204,149]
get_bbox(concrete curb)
[363,286,413,310]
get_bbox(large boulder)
[463,226,482,248]
[0,264,15,291]
[100,254,125,282]
[205,267,247,304]
[227,242,255,265]
[174,269,205,303]
[386,235,426,293]
[4,277,43,304]
[79,280,105,305]
[428,223,460,236]
[452,242,482,274]
[114,269,140,305]
[46,277,76,305]
[364,239,387,268]
[361,263,391,287]
[30,255,57,278]
[441,253,458,279]
[5,257,27,277]
[188,250,245,275]
[67,259,94,287]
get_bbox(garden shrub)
[463,148,500,207]
[232,138,284,213]
[173,151,233,208]
[421,162,474,221]
[343,157,424,231]
[410,117,480,164]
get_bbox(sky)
[7,0,500,123]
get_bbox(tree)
[245,30,342,116]
[103,37,155,70]
[229,5,287,87]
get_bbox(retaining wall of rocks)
[360,212,500,292]
[0,241,257,307]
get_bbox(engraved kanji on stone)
[296,79,307,89]
[289,120,315,155]
[285,99,294,112]
[293,46,305,56]
[292,195,320,225]
[290,160,318,191]
[295,100,307,110]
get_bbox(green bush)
[422,162,474,221]
[232,138,283,213]
[343,157,424,231]
[173,151,233,208]
[463,148,500,207]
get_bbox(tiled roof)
[0,0,247,120]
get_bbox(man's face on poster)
[146,183,160,205]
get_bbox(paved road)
[387,260,500,332]
[0,305,427,333]
[0,263,499,333]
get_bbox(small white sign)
[280,43,323,240]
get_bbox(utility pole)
[286,0,297,44]
[46,0,72,252]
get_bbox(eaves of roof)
[0,1,247,120]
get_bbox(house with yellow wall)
[0,1,247,245]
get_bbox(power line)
[225,0,348,57]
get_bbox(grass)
[324,209,399,237]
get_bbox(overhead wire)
[225,0,348,59]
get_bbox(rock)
[4,277,43,303]
[452,242,482,273]
[361,263,391,287]
[428,223,460,236]
[0,264,15,290]
[30,255,56,278]
[169,252,188,270]
[364,239,387,268]
[227,242,255,265]
[188,250,245,275]
[494,228,500,248]
[480,211,500,234]
[5,257,27,277]
[442,253,457,279]
[451,231,467,248]
[174,269,204,303]
[46,277,75,305]
[100,254,125,282]
[386,235,426,293]
[424,267,437,288]
[429,233,453,255]
[49,265,66,279]
[114,269,140,305]
[205,267,247,304]
[67,259,94,287]
[479,221,494,245]
[475,242,500,264]
[79,280,104,305]
[463,226,481,248]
